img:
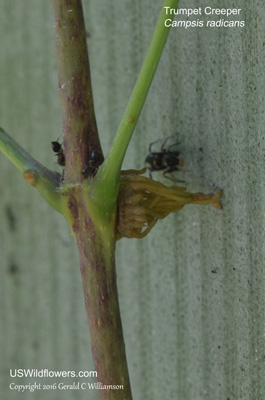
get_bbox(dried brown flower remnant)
[117,169,222,239]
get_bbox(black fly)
[51,141,65,166]
[145,136,184,182]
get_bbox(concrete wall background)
[1,1,265,399]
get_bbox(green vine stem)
[95,0,180,206]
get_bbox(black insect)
[145,136,184,181]
[82,150,104,178]
[51,141,65,166]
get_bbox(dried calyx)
[116,168,222,239]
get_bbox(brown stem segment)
[50,1,132,398]
[64,187,133,399]
[50,0,103,183]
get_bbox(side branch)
[96,0,180,201]
[0,127,62,213]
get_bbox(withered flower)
[117,168,222,239]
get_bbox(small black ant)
[51,141,65,166]
[81,150,104,178]
[145,136,184,182]
[51,140,104,178]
